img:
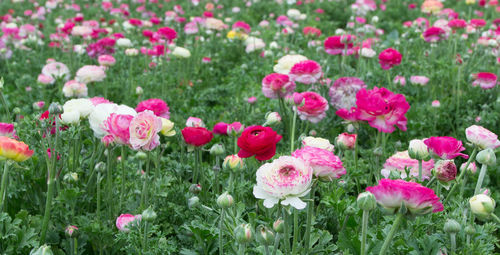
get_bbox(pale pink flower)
[129,110,162,151]
[116,214,141,232]
[41,61,70,81]
[328,77,366,110]
[62,80,88,98]
[381,151,435,180]
[261,73,296,99]
[75,65,106,84]
[431,100,440,107]
[292,146,346,181]
[410,75,430,86]
[186,117,205,127]
[461,162,477,174]
[37,74,55,85]
[288,60,322,84]
[103,113,134,145]
[294,92,329,123]
[98,54,116,66]
[465,125,500,150]
[393,75,406,86]
[336,133,357,150]
[253,156,312,209]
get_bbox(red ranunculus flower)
[181,127,213,147]
[237,126,282,161]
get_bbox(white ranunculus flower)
[75,65,106,84]
[172,47,191,58]
[88,103,137,138]
[63,98,94,118]
[244,37,265,53]
[286,9,301,20]
[360,48,376,58]
[61,111,80,125]
[253,156,312,210]
[116,38,133,47]
[273,54,307,74]
[301,136,334,152]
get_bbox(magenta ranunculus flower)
[227,122,244,135]
[294,92,329,123]
[135,98,170,119]
[329,77,367,110]
[288,60,322,84]
[378,48,402,70]
[129,110,162,151]
[356,87,410,133]
[471,72,497,90]
[381,151,435,180]
[103,113,134,145]
[292,146,346,181]
[366,179,444,215]
[335,107,360,122]
[324,35,356,56]
[423,136,468,160]
[98,54,116,67]
[0,123,16,138]
[465,125,500,150]
[261,73,296,99]
[422,26,448,42]
[116,214,141,232]
[213,122,229,135]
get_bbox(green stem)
[272,233,280,255]
[291,209,299,255]
[418,160,423,182]
[97,172,101,224]
[474,164,488,195]
[290,110,297,153]
[444,148,477,204]
[106,148,113,219]
[0,91,11,121]
[120,147,126,211]
[426,176,436,187]
[264,245,270,255]
[193,149,199,184]
[140,152,151,209]
[234,136,238,154]
[219,208,225,255]
[460,174,468,197]
[491,213,500,224]
[238,243,245,255]
[74,238,78,255]
[0,162,10,211]
[360,210,369,255]
[142,221,148,253]
[378,213,404,255]
[283,208,291,254]
[450,233,456,254]
[304,182,316,253]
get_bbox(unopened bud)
[357,192,376,211]
[464,225,475,235]
[189,184,202,195]
[135,151,147,160]
[234,223,253,244]
[48,102,62,114]
[264,112,281,126]
[30,245,54,255]
[408,139,430,160]
[210,144,225,156]
[273,218,284,233]
[434,160,457,183]
[65,225,79,238]
[188,196,200,209]
[443,219,460,234]
[476,149,496,166]
[223,155,244,171]
[217,192,234,208]
[469,194,495,219]
[135,86,143,95]
[256,225,274,246]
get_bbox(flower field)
[0,0,499,254]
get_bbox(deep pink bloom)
[182,127,213,147]
[135,98,170,119]
[366,179,444,215]
[448,19,467,30]
[288,60,322,84]
[356,87,410,133]
[378,48,402,70]
[213,122,229,135]
[237,126,282,161]
[232,21,251,33]
[423,137,468,160]
[294,92,329,123]
[335,107,360,122]
[86,37,116,58]
[157,27,177,42]
[103,113,133,145]
[0,123,16,138]
[116,214,141,232]
[471,72,497,89]
[292,146,346,181]
[324,35,356,56]
[329,77,366,110]
[423,27,448,42]
[470,19,486,28]
[261,73,296,99]
[381,151,435,180]
[302,27,321,37]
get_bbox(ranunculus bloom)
[63,98,95,118]
[288,60,322,84]
[355,87,410,133]
[75,65,106,84]
[37,74,55,85]
[135,98,170,119]
[98,54,116,66]
[181,127,213,147]
[103,113,134,145]
[367,179,444,215]
[393,75,406,86]
[273,54,308,74]
[336,132,357,150]
[423,27,448,42]
[129,110,162,151]
[186,117,205,127]
[227,122,244,135]
[421,0,443,14]
[0,123,15,138]
[237,126,282,161]
[410,76,430,85]
[381,151,435,180]
[294,92,329,123]
[89,103,136,138]
[324,35,356,56]
[328,77,367,110]
[0,136,34,162]
[465,125,500,150]
[292,146,346,181]
[434,160,457,182]
[448,19,467,30]
[253,156,312,209]
[471,72,497,90]
[41,61,70,81]
[302,26,321,37]
[213,122,229,135]
[62,80,88,98]
[116,214,141,232]
[424,136,468,160]
[335,107,360,122]
[301,136,334,152]
[261,73,296,99]
[378,48,402,70]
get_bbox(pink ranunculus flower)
[227,122,244,136]
[98,54,116,67]
[465,125,500,150]
[116,214,141,232]
[37,74,55,85]
[422,26,448,43]
[288,60,322,85]
[471,72,497,90]
[423,136,468,160]
[62,80,88,98]
[103,113,134,145]
[0,123,16,138]
[75,65,106,84]
[366,179,444,215]
[328,77,367,110]
[294,92,329,123]
[292,146,346,181]
[356,87,410,133]
[336,132,357,150]
[253,156,312,209]
[261,73,296,99]
[335,107,360,122]
[410,76,430,86]
[393,75,406,86]
[135,98,170,119]
[41,61,70,81]
[89,97,112,106]
[324,35,356,56]
[378,48,402,70]
[213,122,229,135]
[129,110,162,151]
[380,151,435,180]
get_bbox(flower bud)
[94,162,106,173]
[65,225,79,238]
[460,162,477,174]
[48,102,62,114]
[160,118,176,136]
[210,144,225,156]
[264,112,281,126]
[292,92,304,106]
[443,219,460,234]
[434,160,457,182]
[188,196,200,209]
[476,149,496,166]
[273,218,284,233]
[336,133,357,150]
[408,139,430,160]
[256,225,274,246]
[373,147,383,157]
[63,172,78,183]
[189,184,202,195]
[135,151,147,160]
[135,86,143,95]
[234,223,253,244]
[345,206,357,215]
[357,192,376,211]
[141,207,157,222]
[223,154,244,171]
[30,245,54,255]
[469,194,496,219]
[217,192,234,208]
[464,225,475,235]
[12,107,20,115]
